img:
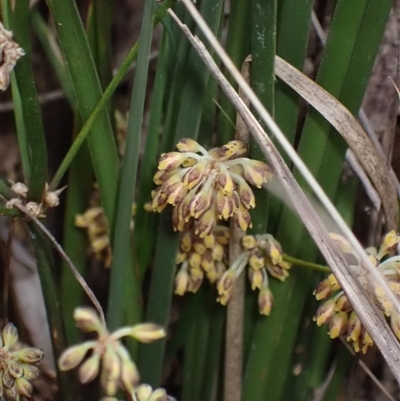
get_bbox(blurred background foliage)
[0,0,399,400]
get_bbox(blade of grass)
[268,0,313,232]
[217,0,251,145]
[30,10,76,107]
[60,136,93,344]
[28,222,70,401]
[242,1,313,399]
[10,0,48,200]
[132,30,169,278]
[48,0,174,192]
[1,0,31,181]
[45,0,119,228]
[107,0,159,333]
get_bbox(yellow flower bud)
[124,323,166,343]
[248,268,263,291]
[218,140,247,161]
[15,377,33,397]
[73,307,104,334]
[158,152,188,171]
[4,385,18,401]
[313,279,332,301]
[233,202,252,231]
[182,159,209,189]
[346,311,362,342]
[236,179,256,210]
[217,269,236,296]
[13,347,44,364]
[8,360,23,378]
[116,344,140,392]
[216,190,234,220]
[176,138,204,153]
[21,365,39,381]
[215,171,235,195]
[377,230,400,259]
[58,341,96,371]
[314,298,336,326]
[180,231,192,252]
[203,234,215,249]
[136,384,153,401]
[334,294,352,313]
[258,286,274,316]
[242,235,257,250]
[194,208,217,238]
[201,252,214,272]
[174,265,190,296]
[360,330,373,354]
[2,323,18,349]
[78,352,101,384]
[188,252,202,269]
[328,311,348,339]
[327,274,341,291]
[193,241,207,255]
[249,250,265,270]
[211,243,224,262]
[240,159,273,188]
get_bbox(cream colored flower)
[149,139,273,237]
[58,308,165,396]
[0,323,43,401]
[0,23,25,91]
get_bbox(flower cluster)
[101,384,175,401]
[174,224,230,295]
[217,234,291,315]
[58,308,165,397]
[313,230,400,353]
[75,203,136,267]
[148,138,273,237]
[0,323,44,401]
[75,207,112,267]
[5,182,65,217]
[0,23,25,91]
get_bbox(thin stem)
[1,219,15,326]
[13,203,105,327]
[282,254,330,274]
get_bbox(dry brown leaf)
[274,55,399,230]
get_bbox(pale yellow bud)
[21,364,39,381]
[258,286,274,316]
[13,347,44,364]
[346,311,361,342]
[175,266,190,296]
[78,352,101,384]
[242,235,257,250]
[314,298,336,326]
[124,323,166,343]
[136,384,153,401]
[58,341,96,371]
[8,360,23,378]
[10,182,28,197]
[2,323,18,349]
[176,138,204,153]
[328,312,348,339]
[25,201,43,217]
[15,377,33,397]
[73,307,104,334]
